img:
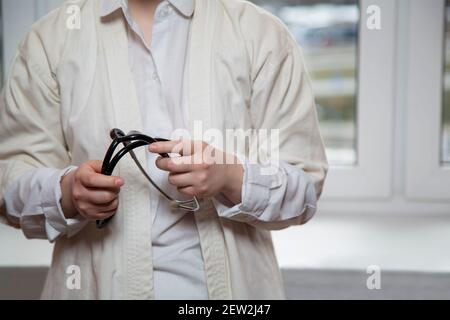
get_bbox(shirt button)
[152,72,159,81]
[159,6,172,19]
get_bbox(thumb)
[85,160,104,173]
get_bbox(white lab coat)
[0,0,328,299]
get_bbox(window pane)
[0,4,3,89]
[250,0,359,165]
[443,0,450,164]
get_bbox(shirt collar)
[100,0,195,18]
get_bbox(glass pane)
[0,3,3,89]
[443,0,450,164]
[250,0,359,165]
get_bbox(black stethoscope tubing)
[96,129,170,229]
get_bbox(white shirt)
[106,0,208,300]
[4,0,319,300]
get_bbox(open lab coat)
[0,0,328,299]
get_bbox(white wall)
[1,0,64,79]
[0,0,65,267]
[273,214,450,273]
[3,213,450,273]
[0,225,53,266]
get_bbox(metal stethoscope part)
[96,128,200,229]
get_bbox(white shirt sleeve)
[214,160,318,230]
[4,166,88,241]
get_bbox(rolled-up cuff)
[41,166,87,241]
[215,161,274,221]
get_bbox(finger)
[84,160,104,173]
[79,170,124,189]
[80,202,118,220]
[150,139,200,156]
[177,186,198,197]
[84,189,119,205]
[155,157,197,173]
[94,198,119,213]
[168,172,195,188]
[149,140,184,155]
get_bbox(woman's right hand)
[60,160,124,220]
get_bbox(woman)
[0,0,328,299]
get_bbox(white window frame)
[322,0,396,199]
[405,0,450,200]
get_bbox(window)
[251,0,396,199]
[251,0,359,165]
[405,0,450,200]
[443,0,450,164]
[0,2,3,88]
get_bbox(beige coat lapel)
[98,8,154,299]
[187,0,214,134]
[188,0,232,300]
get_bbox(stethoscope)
[96,128,200,229]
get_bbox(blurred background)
[1,0,450,299]
[254,0,360,165]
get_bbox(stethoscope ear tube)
[97,129,164,229]
[96,129,126,229]
[96,140,150,229]
[96,129,199,230]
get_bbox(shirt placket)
[123,1,175,223]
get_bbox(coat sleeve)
[216,19,329,231]
[0,27,72,236]
[251,34,329,201]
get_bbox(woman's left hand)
[149,140,243,205]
